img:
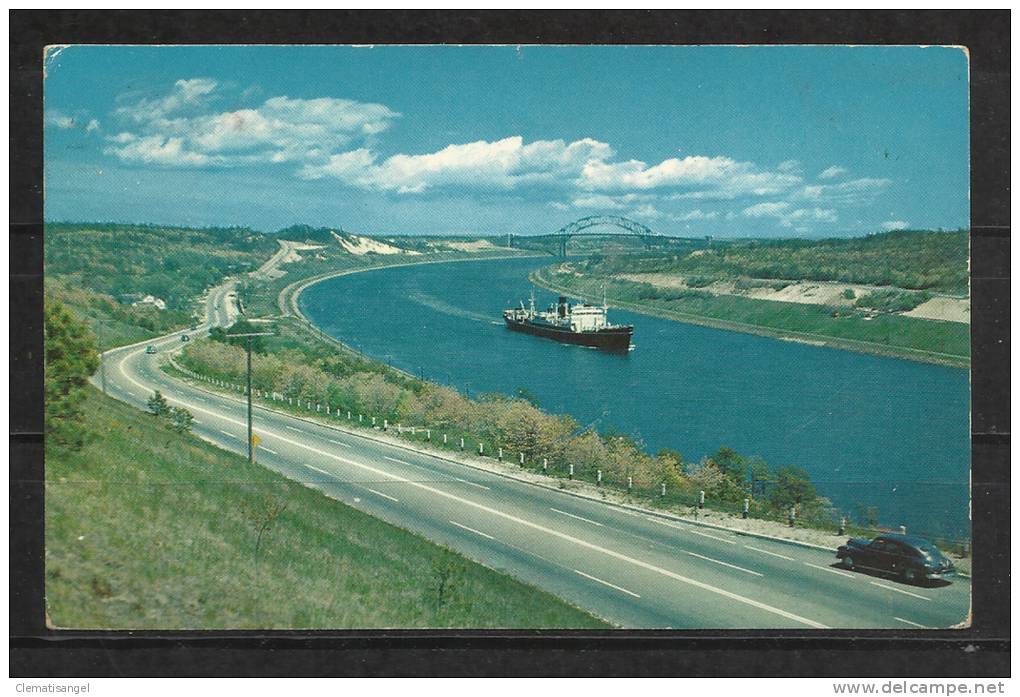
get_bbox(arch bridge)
[512,215,676,257]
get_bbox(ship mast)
[529,289,536,317]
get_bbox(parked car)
[836,533,955,584]
[145,345,157,355]
[181,334,190,342]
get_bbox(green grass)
[45,388,610,629]
[535,269,969,365]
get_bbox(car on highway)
[836,533,955,584]
[145,345,157,354]
[181,334,190,342]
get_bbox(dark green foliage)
[768,466,819,512]
[210,319,269,354]
[842,288,856,300]
[167,406,195,432]
[147,390,170,416]
[44,300,100,447]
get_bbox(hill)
[45,387,609,629]
[45,222,278,312]
[579,229,969,295]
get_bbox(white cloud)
[818,165,847,180]
[674,209,719,221]
[881,220,910,231]
[106,78,400,168]
[630,203,665,220]
[115,78,218,123]
[106,135,210,166]
[794,177,891,205]
[778,159,801,173]
[743,201,836,228]
[743,201,791,217]
[85,119,100,132]
[571,194,625,209]
[300,136,614,193]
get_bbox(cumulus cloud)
[674,209,719,221]
[47,109,99,132]
[105,78,400,168]
[881,220,910,231]
[299,136,614,193]
[818,165,847,180]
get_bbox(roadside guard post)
[743,498,749,519]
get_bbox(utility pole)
[226,329,274,464]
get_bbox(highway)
[93,280,972,629]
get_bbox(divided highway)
[93,281,971,629]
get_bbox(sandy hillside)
[617,272,970,324]
[334,232,421,256]
[439,239,506,252]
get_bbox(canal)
[300,256,970,539]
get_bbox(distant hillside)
[275,224,339,245]
[579,230,969,296]
[45,222,277,311]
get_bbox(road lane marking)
[450,520,495,540]
[870,581,931,601]
[453,477,490,491]
[126,390,137,397]
[286,426,305,433]
[894,616,929,629]
[745,545,795,561]
[384,456,414,467]
[574,569,641,598]
[303,464,333,478]
[192,419,203,425]
[645,516,736,544]
[328,439,352,448]
[551,507,604,527]
[116,349,829,628]
[219,430,239,439]
[686,551,764,577]
[366,488,399,503]
[260,447,278,455]
[805,562,855,579]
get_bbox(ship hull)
[504,317,632,352]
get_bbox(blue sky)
[44,45,969,238]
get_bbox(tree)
[44,300,99,448]
[710,446,745,482]
[147,390,170,416]
[768,465,818,512]
[167,406,195,432]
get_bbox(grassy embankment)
[532,230,970,366]
[45,387,609,629]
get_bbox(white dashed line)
[260,447,278,455]
[285,426,304,433]
[870,581,931,601]
[328,439,351,448]
[894,616,929,629]
[303,464,333,478]
[219,430,239,439]
[551,507,604,527]
[744,545,795,561]
[645,516,736,544]
[686,551,763,577]
[574,569,641,598]
[366,488,399,503]
[453,477,490,491]
[384,456,413,466]
[449,520,495,540]
[805,562,855,579]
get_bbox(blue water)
[300,257,971,539]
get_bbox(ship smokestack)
[558,296,567,318]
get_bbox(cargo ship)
[503,291,633,352]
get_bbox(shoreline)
[529,270,970,370]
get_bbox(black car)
[836,533,955,584]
